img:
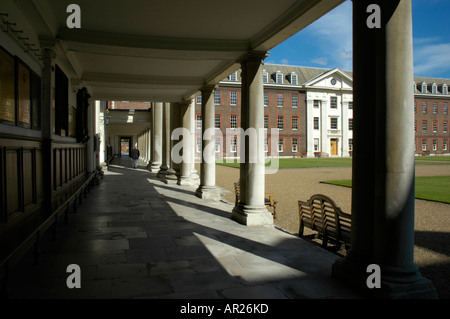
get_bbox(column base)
[332,257,439,299]
[163,170,178,184]
[232,204,273,226]
[150,162,162,173]
[177,176,197,186]
[157,165,169,178]
[195,185,221,201]
[190,172,200,182]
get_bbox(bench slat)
[298,194,351,250]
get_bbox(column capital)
[180,99,192,108]
[200,84,217,94]
[238,51,269,64]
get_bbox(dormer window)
[413,83,417,93]
[262,70,268,83]
[421,82,427,94]
[290,72,298,85]
[432,83,437,94]
[443,84,448,95]
[276,71,283,84]
[229,72,237,82]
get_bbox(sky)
[267,0,450,79]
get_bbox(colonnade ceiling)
[16,0,344,102]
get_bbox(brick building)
[190,64,450,158]
[107,65,450,160]
[414,78,450,154]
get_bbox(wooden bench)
[234,182,277,219]
[298,194,351,250]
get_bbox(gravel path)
[213,163,450,299]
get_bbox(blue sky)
[267,0,450,79]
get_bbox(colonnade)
[136,9,438,296]
[135,52,273,226]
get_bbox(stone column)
[158,103,171,178]
[195,85,221,200]
[147,125,152,169]
[189,99,200,182]
[150,102,163,172]
[177,101,195,185]
[232,52,273,225]
[164,103,180,184]
[332,0,437,298]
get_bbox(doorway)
[120,136,133,157]
[330,138,338,156]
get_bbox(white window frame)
[230,114,237,129]
[314,100,320,108]
[264,115,269,130]
[215,138,221,153]
[432,84,437,94]
[230,91,237,106]
[422,83,427,93]
[263,70,269,83]
[277,138,284,152]
[292,94,298,108]
[292,116,298,130]
[230,137,237,153]
[314,138,320,152]
[313,117,319,130]
[330,117,338,130]
[291,73,298,85]
[277,116,284,130]
[215,114,221,129]
[277,93,283,107]
[196,114,202,129]
[292,138,298,152]
[330,96,337,109]
[264,92,269,107]
[276,72,283,84]
[214,91,221,105]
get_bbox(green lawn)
[321,176,450,204]
[217,156,450,169]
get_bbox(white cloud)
[280,58,289,65]
[310,57,328,66]
[306,1,353,70]
[414,40,450,77]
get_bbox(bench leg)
[298,222,304,237]
[322,235,328,248]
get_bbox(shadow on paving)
[414,231,450,299]
[5,158,364,299]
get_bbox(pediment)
[304,68,353,90]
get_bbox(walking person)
[130,144,140,169]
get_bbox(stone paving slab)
[5,159,364,299]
